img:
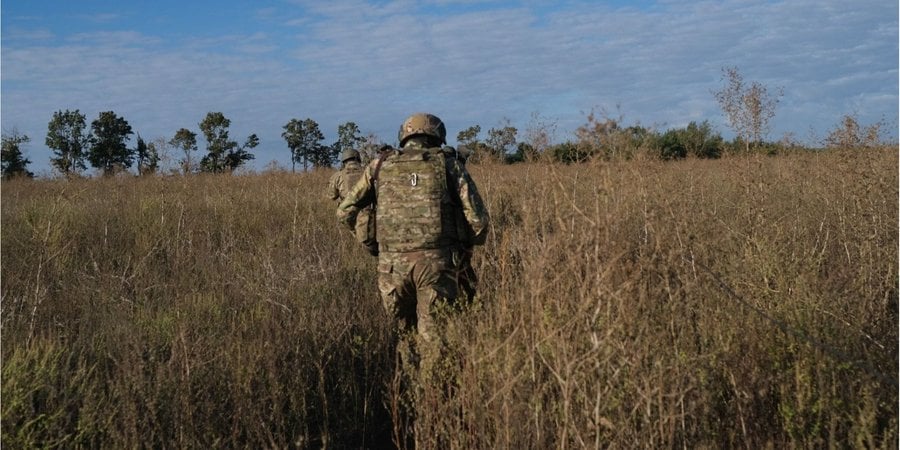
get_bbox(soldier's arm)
[449,160,490,245]
[327,172,341,201]
[336,162,377,230]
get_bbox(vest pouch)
[376,148,450,252]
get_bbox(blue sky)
[2,0,897,175]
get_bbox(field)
[2,148,897,448]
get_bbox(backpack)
[374,147,457,252]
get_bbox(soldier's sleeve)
[327,171,341,201]
[450,160,490,245]
[336,162,377,230]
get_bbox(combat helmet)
[341,148,360,163]
[398,113,446,147]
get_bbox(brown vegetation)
[2,148,897,448]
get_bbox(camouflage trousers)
[454,245,478,303]
[378,247,464,445]
[377,247,459,380]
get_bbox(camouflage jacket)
[327,160,363,202]
[336,142,489,251]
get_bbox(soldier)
[327,148,363,203]
[336,113,489,438]
[328,148,378,255]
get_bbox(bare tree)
[575,106,649,161]
[522,112,557,161]
[714,66,783,152]
[359,132,387,164]
[822,114,888,149]
[148,136,179,175]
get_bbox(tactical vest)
[340,163,363,199]
[376,147,456,252]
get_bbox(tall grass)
[2,149,897,448]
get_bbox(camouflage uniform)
[450,144,478,303]
[328,148,365,202]
[327,160,363,202]
[336,114,489,384]
[329,150,377,254]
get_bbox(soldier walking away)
[336,113,489,447]
[327,148,363,202]
[328,148,378,255]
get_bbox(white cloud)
[67,30,163,46]
[2,0,896,174]
[77,13,122,24]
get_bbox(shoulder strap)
[373,150,390,182]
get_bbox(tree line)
[1,67,892,179]
[0,109,376,179]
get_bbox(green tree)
[170,128,198,174]
[509,142,533,163]
[456,125,481,147]
[88,111,134,175]
[334,121,365,157]
[309,143,338,168]
[549,141,589,164]
[1,130,34,179]
[656,121,723,160]
[135,135,160,176]
[224,134,258,171]
[681,121,723,158]
[282,118,325,172]
[714,66,783,152]
[457,125,493,163]
[485,125,518,160]
[46,109,91,176]
[198,112,257,173]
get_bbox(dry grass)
[2,148,897,448]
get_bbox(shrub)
[656,121,724,160]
